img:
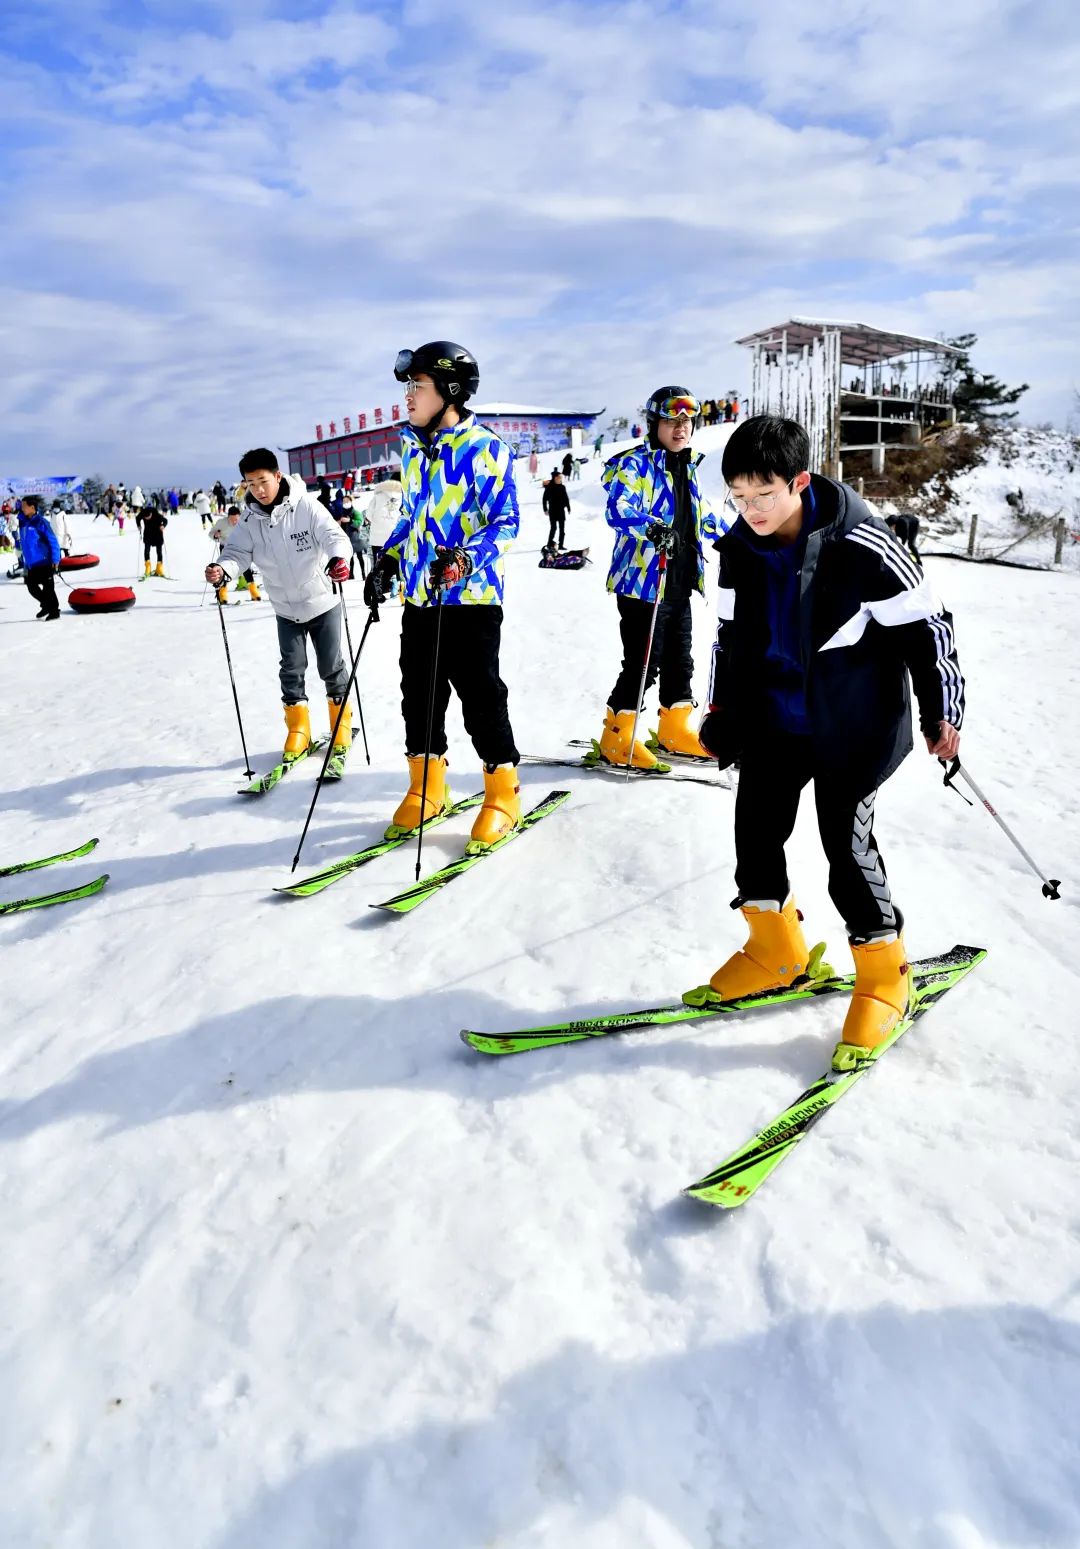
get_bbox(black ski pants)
[399,602,518,766]
[733,731,899,940]
[143,537,164,562]
[547,514,565,548]
[608,593,694,711]
[25,564,59,617]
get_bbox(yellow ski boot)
[327,697,352,750]
[683,897,830,1006]
[655,701,709,758]
[831,933,912,1072]
[154,561,165,577]
[595,705,664,770]
[385,754,449,839]
[465,763,521,855]
[144,559,152,577]
[282,702,311,762]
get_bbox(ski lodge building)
[285,404,603,487]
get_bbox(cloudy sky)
[3,0,1079,483]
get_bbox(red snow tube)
[59,553,100,571]
[68,585,137,615]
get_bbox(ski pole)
[415,585,446,880]
[290,600,380,872]
[624,548,668,782]
[940,756,1061,899]
[335,582,371,765]
[215,593,254,779]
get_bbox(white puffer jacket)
[366,480,403,548]
[218,476,352,623]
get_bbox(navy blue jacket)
[709,475,964,790]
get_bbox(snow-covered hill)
[920,424,1080,571]
[2,449,1079,1549]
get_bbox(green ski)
[0,873,110,916]
[0,836,99,878]
[239,738,328,796]
[683,944,987,1209]
[275,792,484,897]
[461,952,849,1055]
[372,790,570,916]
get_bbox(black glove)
[429,545,473,589]
[698,709,740,770]
[363,555,392,610]
[645,521,679,556]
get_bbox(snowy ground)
[3,432,1080,1548]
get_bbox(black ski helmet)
[394,341,480,404]
[644,384,701,449]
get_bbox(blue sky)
[2,0,1079,482]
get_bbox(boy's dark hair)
[721,414,810,485]
[227,504,241,515]
[238,448,279,476]
[21,493,42,511]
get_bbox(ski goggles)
[393,349,416,381]
[648,393,700,421]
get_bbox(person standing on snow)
[595,386,727,768]
[363,341,522,853]
[18,496,62,620]
[542,469,571,550]
[209,505,260,601]
[140,504,168,576]
[204,449,353,763]
[682,414,964,1074]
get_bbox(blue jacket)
[382,414,519,606]
[601,442,727,602]
[18,512,61,570]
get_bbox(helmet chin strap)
[420,386,459,435]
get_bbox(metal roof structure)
[734,318,962,365]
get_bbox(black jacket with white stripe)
[709,474,965,791]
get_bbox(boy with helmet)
[596,386,727,768]
[205,449,353,762]
[683,414,964,1073]
[363,341,522,854]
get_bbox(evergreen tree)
[940,334,1029,422]
[81,473,105,509]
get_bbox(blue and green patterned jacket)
[602,443,727,602]
[381,415,519,606]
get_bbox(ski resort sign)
[1,475,84,502]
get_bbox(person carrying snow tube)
[363,341,522,855]
[17,495,62,621]
[204,449,353,762]
[682,414,966,1074]
[595,386,727,768]
[140,505,169,577]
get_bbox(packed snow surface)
[3,427,1079,1548]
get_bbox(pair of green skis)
[461,945,987,1209]
[275,790,571,914]
[0,836,109,916]
[239,731,355,796]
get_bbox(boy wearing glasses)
[596,385,727,768]
[363,340,522,853]
[685,414,964,1073]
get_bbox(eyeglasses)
[725,475,799,515]
[651,394,700,420]
[402,379,428,396]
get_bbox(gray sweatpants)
[276,606,348,704]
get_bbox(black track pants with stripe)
[732,731,899,939]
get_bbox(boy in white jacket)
[205,449,353,760]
